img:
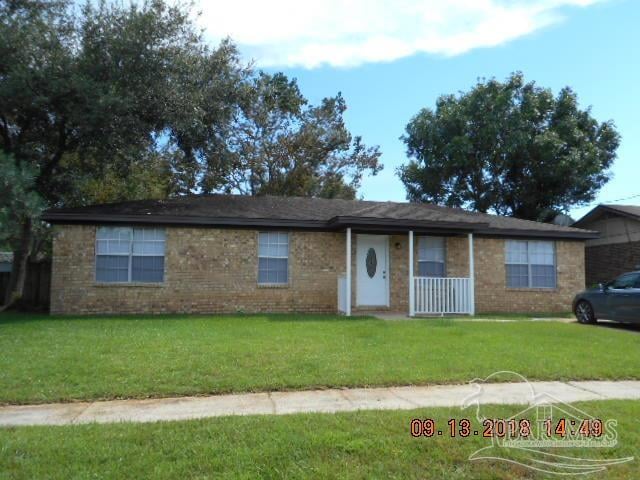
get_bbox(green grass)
[1,313,639,405]
[1,400,638,479]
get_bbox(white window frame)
[95,226,166,283]
[257,231,289,285]
[505,240,556,289]
[417,236,446,277]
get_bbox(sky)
[197,0,640,220]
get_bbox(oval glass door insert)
[366,248,377,278]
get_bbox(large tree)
[58,150,177,207]
[205,72,382,198]
[0,0,381,306]
[0,152,46,306]
[398,72,620,220]
[0,0,246,305]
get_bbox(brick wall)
[446,236,469,277]
[51,225,585,315]
[585,241,640,287]
[51,225,345,315]
[473,238,585,313]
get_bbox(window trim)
[417,236,447,278]
[505,240,557,289]
[257,231,290,286]
[95,226,166,284]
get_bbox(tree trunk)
[1,219,32,309]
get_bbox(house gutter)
[473,228,599,240]
[41,213,598,239]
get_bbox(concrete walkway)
[2,380,640,427]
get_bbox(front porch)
[337,229,476,317]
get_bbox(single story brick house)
[42,195,596,316]
[573,204,640,286]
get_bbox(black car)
[573,271,640,324]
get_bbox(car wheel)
[576,301,597,324]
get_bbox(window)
[418,236,446,277]
[258,232,289,284]
[608,273,640,289]
[96,227,165,283]
[505,240,556,288]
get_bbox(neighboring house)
[0,252,12,273]
[573,204,640,286]
[42,195,595,316]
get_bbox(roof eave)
[328,215,489,233]
[572,205,604,228]
[475,227,599,240]
[573,205,640,228]
[41,213,329,230]
[42,212,597,239]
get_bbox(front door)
[356,235,389,306]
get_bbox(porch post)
[468,232,475,316]
[409,230,415,317]
[346,227,352,316]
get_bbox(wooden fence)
[0,261,51,310]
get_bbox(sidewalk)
[2,380,640,427]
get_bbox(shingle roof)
[601,204,640,218]
[573,204,640,228]
[43,194,597,239]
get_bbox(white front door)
[356,235,389,306]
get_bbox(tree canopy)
[398,72,620,221]
[0,0,381,306]
[211,72,381,198]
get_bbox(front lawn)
[0,313,639,404]
[1,400,638,479]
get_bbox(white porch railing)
[414,277,472,315]
[337,275,347,313]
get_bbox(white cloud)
[197,0,604,68]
